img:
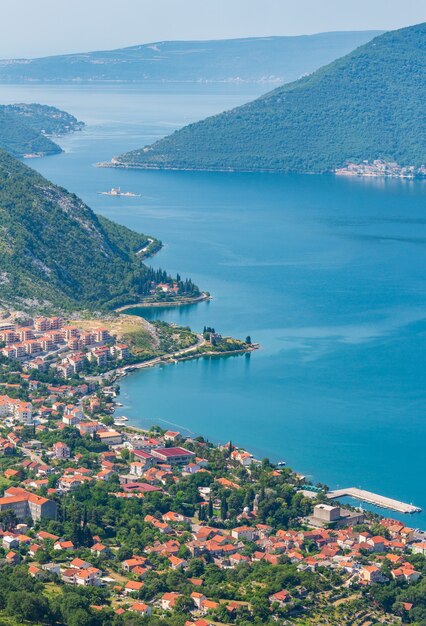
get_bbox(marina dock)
[327,487,422,514]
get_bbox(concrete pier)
[327,487,421,514]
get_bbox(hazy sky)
[2,0,426,58]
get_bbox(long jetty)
[327,487,422,514]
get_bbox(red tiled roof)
[153,447,194,457]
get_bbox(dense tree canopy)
[115,23,426,173]
[0,151,180,312]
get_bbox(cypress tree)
[221,496,228,520]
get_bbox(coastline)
[107,262,423,523]
[113,337,259,378]
[114,377,423,525]
[115,292,211,313]
[97,160,426,180]
[97,160,327,174]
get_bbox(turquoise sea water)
[1,84,425,526]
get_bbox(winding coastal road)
[116,333,208,375]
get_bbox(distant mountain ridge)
[111,23,426,175]
[0,103,84,157]
[0,31,383,84]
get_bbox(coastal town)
[0,314,129,377]
[0,308,252,379]
[335,160,426,179]
[0,315,424,625]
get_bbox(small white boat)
[114,415,129,423]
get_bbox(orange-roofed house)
[386,553,404,565]
[75,569,101,586]
[269,589,291,606]
[130,603,151,616]
[366,536,386,552]
[4,468,20,479]
[287,550,304,564]
[124,580,144,594]
[400,528,415,543]
[230,449,255,467]
[161,592,182,611]
[392,567,421,583]
[162,510,190,524]
[122,556,147,572]
[37,530,59,542]
[164,430,180,442]
[0,486,57,521]
[200,599,220,614]
[263,553,280,566]
[229,553,250,567]
[28,565,43,579]
[91,542,111,556]
[52,442,71,459]
[215,477,240,490]
[191,592,207,609]
[359,565,384,584]
[115,608,126,616]
[54,540,74,551]
[28,544,42,557]
[231,525,256,541]
[412,542,426,556]
[132,565,149,578]
[144,514,172,534]
[70,558,92,570]
[6,550,20,565]
[169,555,187,569]
[96,469,115,481]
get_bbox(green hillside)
[0,103,84,157]
[1,103,84,136]
[113,23,426,173]
[0,108,59,157]
[0,150,161,312]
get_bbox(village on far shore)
[335,159,426,179]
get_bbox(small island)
[99,187,141,197]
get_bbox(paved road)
[117,333,208,375]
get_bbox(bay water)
[1,83,425,526]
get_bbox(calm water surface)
[1,84,425,526]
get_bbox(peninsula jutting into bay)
[107,23,426,177]
[0,102,84,157]
[0,149,202,313]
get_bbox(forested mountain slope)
[113,24,426,173]
[0,150,158,312]
[0,103,84,157]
